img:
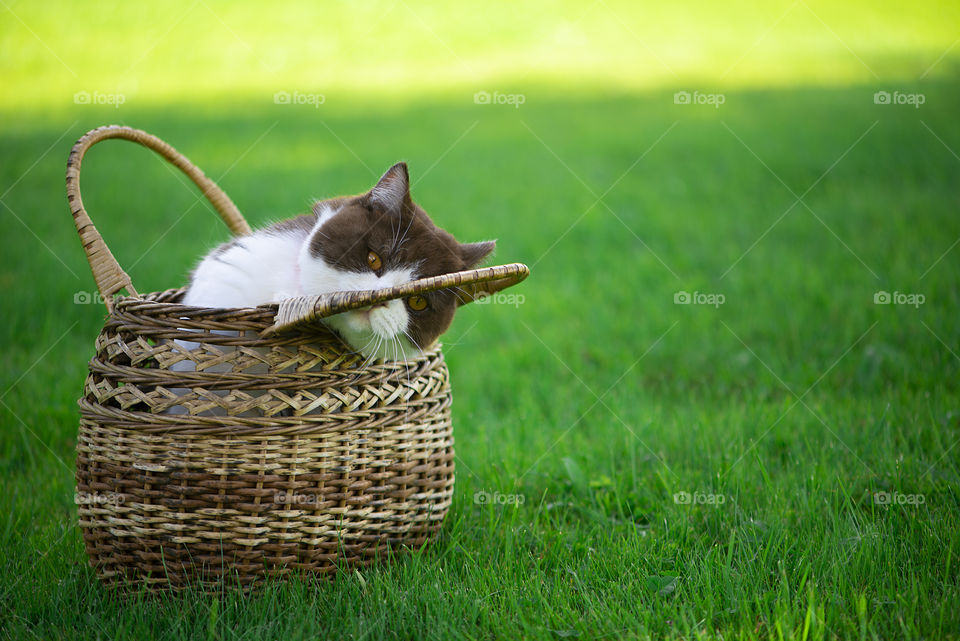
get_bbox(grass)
[2,1,960,639]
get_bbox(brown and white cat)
[181,162,495,361]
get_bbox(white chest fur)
[180,204,421,363]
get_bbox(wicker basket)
[67,125,528,590]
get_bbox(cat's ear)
[460,240,496,269]
[368,162,411,212]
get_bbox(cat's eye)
[406,295,428,312]
[367,250,382,271]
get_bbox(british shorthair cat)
[181,162,495,361]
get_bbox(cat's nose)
[370,302,389,309]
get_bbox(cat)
[180,162,495,362]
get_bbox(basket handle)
[65,125,251,313]
[264,262,530,336]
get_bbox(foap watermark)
[274,90,325,107]
[874,491,925,506]
[674,290,725,308]
[873,90,925,108]
[673,491,727,506]
[74,290,107,305]
[274,492,320,506]
[75,491,125,506]
[874,290,925,308]
[472,292,526,308]
[74,91,126,108]
[474,490,525,506]
[473,90,526,108]
[674,90,725,108]
[673,490,725,506]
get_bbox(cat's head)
[298,162,495,361]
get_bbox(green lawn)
[2,1,959,639]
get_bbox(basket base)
[80,527,442,592]
[76,419,454,591]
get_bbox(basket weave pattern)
[76,290,454,588]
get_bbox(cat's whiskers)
[401,328,421,352]
[382,211,396,254]
[368,335,385,368]
[359,337,384,383]
[391,336,413,392]
[450,285,472,305]
[346,333,382,385]
[389,211,401,253]
[394,210,416,254]
[344,336,372,385]
[354,331,378,357]
[396,333,414,390]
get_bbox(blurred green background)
[1,1,959,639]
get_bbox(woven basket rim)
[265,262,529,335]
[106,262,528,337]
